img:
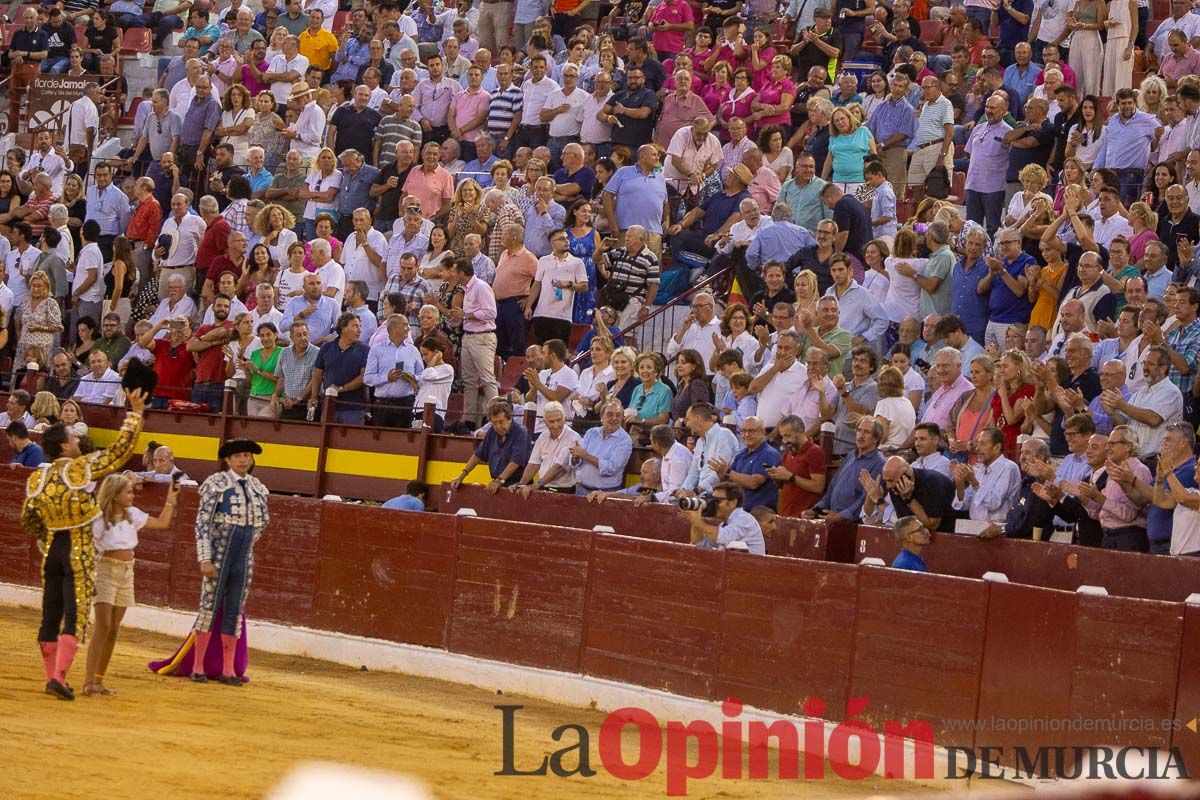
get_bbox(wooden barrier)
[855,525,1200,603]
[436,483,692,543]
[2,468,1195,772]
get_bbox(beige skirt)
[94,557,135,608]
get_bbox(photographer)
[684,481,766,555]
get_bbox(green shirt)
[803,325,853,374]
[250,346,282,397]
[920,244,955,318]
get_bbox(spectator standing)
[456,258,499,426]
[309,311,370,424]
[1094,88,1164,205]
[526,230,587,343]
[365,315,424,428]
[602,145,671,258]
[186,294,234,410]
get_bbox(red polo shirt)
[152,338,194,400]
[779,439,828,518]
[191,322,233,384]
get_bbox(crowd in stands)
[4,0,1200,559]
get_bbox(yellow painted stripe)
[88,428,319,470]
[326,449,419,479]
[427,460,491,485]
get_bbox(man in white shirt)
[342,208,389,302]
[649,423,692,502]
[526,230,587,344]
[264,36,310,111]
[542,63,587,164]
[1092,187,1134,249]
[580,70,615,153]
[168,58,202,119]
[282,81,326,161]
[666,291,722,366]
[20,131,68,196]
[157,192,207,299]
[149,274,199,337]
[525,337,578,432]
[251,284,284,334]
[71,220,108,338]
[747,330,809,430]
[74,350,121,405]
[663,118,723,195]
[64,83,101,168]
[1103,345,1184,461]
[517,54,559,150]
[515,401,583,493]
[309,238,345,305]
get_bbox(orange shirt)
[127,194,162,248]
[299,27,339,71]
[493,247,538,301]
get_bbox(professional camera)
[678,493,719,517]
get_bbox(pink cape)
[147,607,250,681]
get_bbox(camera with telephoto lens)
[678,493,719,517]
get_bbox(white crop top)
[93,507,149,554]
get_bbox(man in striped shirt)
[487,63,523,159]
[598,226,660,329]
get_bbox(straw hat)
[288,82,314,101]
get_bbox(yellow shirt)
[299,28,339,71]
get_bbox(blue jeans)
[332,404,366,425]
[191,381,226,412]
[153,13,185,48]
[42,57,70,73]
[495,296,527,359]
[114,12,149,29]
[966,6,993,31]
[965,189,1005,237]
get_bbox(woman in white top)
[862,239,891,307]
[274,241,310,310]
[216,82,255,167]
[1064,95,1106,169]
[881,228,926,324]
[889,343,926,412]
[83,473,180,697]
[709,302,758,374]
[255,203,298,267]
[574,337,615,419]
[872,365,916,450]
[224,312,260,414]
[860,71,887,123]
[264,25,288,62]
[417,340,455,429]
[418,225,454,292]
[299,147,342,240]
[1003,163,1054,231]
[757,125,794,183]
[59,399,89,437]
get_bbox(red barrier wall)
[448,517,593,673]
[2,467,1195,773]
[849,568,990,747]
[714,555,858,719]
[582,535,726,698]
[437,483,692,543]
[855,526,1200,603]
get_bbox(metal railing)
[567,263,733,368]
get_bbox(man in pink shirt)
[403,141,454,220]
[455,256,499,425]
[449,66,492,164]
[1035,44,1076,89]
[919,347,975,440]
[1160,29,1200,90]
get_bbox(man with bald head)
[602,144,671,259]
[708,417,782,512]
[1047,298,1087,358]
[965,93,1012,237]
[862,454,956,533]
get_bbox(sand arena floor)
[0,605,945,799]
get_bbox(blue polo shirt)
[11,442,44,467]
[988,252,1035,324]
[604,165,668,234]
[1150,457,1196,547]
[475,422,532,483]
[730,441,782,512]
[892,549,928,572]
[952,256,990,342]
[315,339,370,405]
[702,190,750,236]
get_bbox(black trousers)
[515,124,549,150]
[532,316,571,345]
[373,395,416,428]
[39,531,78,641]
[1101,526,1149,553]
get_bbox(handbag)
[924,164,951,200]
